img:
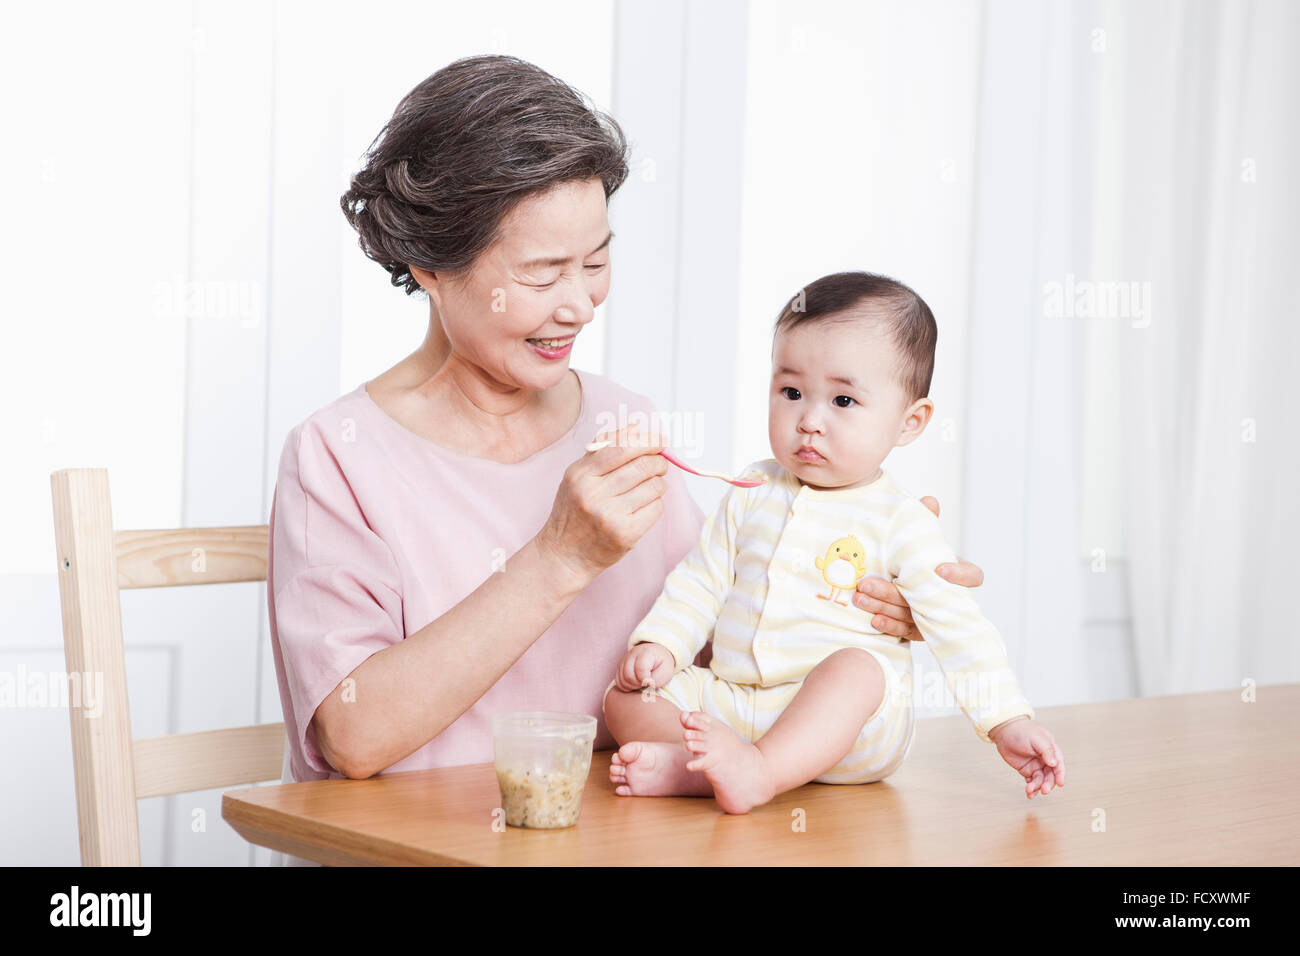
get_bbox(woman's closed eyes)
[528,262,608,291]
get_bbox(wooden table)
[222,685,1300,865]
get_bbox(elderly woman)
[267,54,983,794]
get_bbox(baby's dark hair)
[772,271,937,404]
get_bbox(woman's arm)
[851,495,984,641]
[312,425,670,779]
[312,536,588,778]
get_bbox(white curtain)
[1103,0,1300,694]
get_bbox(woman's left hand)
[851,495,985,641]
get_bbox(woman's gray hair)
[341,55,630,296]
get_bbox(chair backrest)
[50,467,285,866]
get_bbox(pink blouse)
[266,368,705,782]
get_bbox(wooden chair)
[50,467,285,866]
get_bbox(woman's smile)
[526,334,576,359]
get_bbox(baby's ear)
[894,398,934,447]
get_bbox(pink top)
[266,368,705,782]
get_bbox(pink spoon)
[584,441,767,488]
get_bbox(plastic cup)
[492,711,597,829]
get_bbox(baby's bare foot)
[609,740,714,797]
[680,710,777,814]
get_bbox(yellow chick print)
[814,535,868,606]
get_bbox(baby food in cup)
[492,712,597,829]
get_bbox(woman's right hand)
[536,424,671,587]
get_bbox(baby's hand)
[988,718,1065,798]
[615,642,676,693]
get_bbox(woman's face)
[421,177,612,393]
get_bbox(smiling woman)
[516,221,613,359]
[270,56,702,804]
[395,177,614,412]
[265,53,970,865]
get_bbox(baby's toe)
[616,740,644,764]
[685,750,718,773]
[680,710,712,731]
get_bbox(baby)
[602,271,1065,814]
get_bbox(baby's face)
[768,314,922,490]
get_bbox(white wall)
[2,0,217,868]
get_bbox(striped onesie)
[612,458,1035,784]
